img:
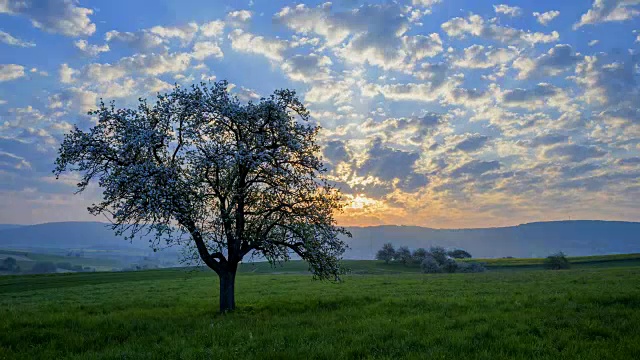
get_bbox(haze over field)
[2,220,639,260]
[1,0,639,229]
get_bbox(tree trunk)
[218,266,237,313]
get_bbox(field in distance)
[1,255,639,359]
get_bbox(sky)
[0,0,639,228]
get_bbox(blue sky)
[0,0,639,228]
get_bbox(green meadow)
[1,256,640,359]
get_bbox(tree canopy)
[54,81,350,312]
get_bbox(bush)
[421,256,441,273]
[457,261,487,273]
[544,252,570,270]
[441,258,459,273]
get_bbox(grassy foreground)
[1,264,640,359]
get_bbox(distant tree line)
[0,257,20,273]
[375,243,485,273]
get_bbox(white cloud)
[48,87,97,113]
[441,14,559,46]
[228,29,288,62]
[227,10,252,24]
[148,22,199,45]
[276,3,442,71]
[533,10,560,26]
[191,41,223,60]
[0,0,95,37]
[74,40,110,57]
[411,0,441,6]
[200,20,225,38]
[452,45,519,69]
[59,63,77,84]
[574,0,640,29]
[0,30,35,47]
[494,5,523,17]
[0,64,25,82]
[105,30,165,51]
[513,44,581,79]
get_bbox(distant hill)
[0,220,638,259]
[345,221,640,259]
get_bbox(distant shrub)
[441,258,459,273]
[31,261,57,274]
[376,243,396,264]
[421,256,441,273]
[457,261,487,273]
[396,246,412,265]
[448,249,472,259]
[544,252,570,270]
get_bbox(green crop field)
[1,257,640,359]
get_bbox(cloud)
[323,140,350,164]
[105,22,201,53]
[453,134,490,152]
[148,23,199,45]
[74,40,109,57]
[513,44,581,79]
[48,87,97,113]
[0,0,95,37]
[500,83,570,109]
[200,20,225,38]
[0,30,35,47]
[281,53,332,82]
[574,0,640,29]
[275,3,442,71]
[105,30,166,51]
[441,14,559,46]
[412,0,441,6]
[450,160,501,177]
[191,41,223,60]
[0,64,25,82]
[452,44,519,69]
[533,10,560,26]
[526,133,569,147]
[228,29,288,62]
[357,138,428,192]
[543,144,607,162]
[573,54,639,106]
[494,5,523,17]
[227,10,252,24]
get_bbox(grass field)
[1,256,640,359]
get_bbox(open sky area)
[0,0,639,228]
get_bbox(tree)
[429,246,448,265]
[2,257,18,272]
[448,249,472,259]
[376,243,396,264]
[396,246,412,265]
[54,81,350,312]
[412,248,428,263]
[544,252,570,270]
